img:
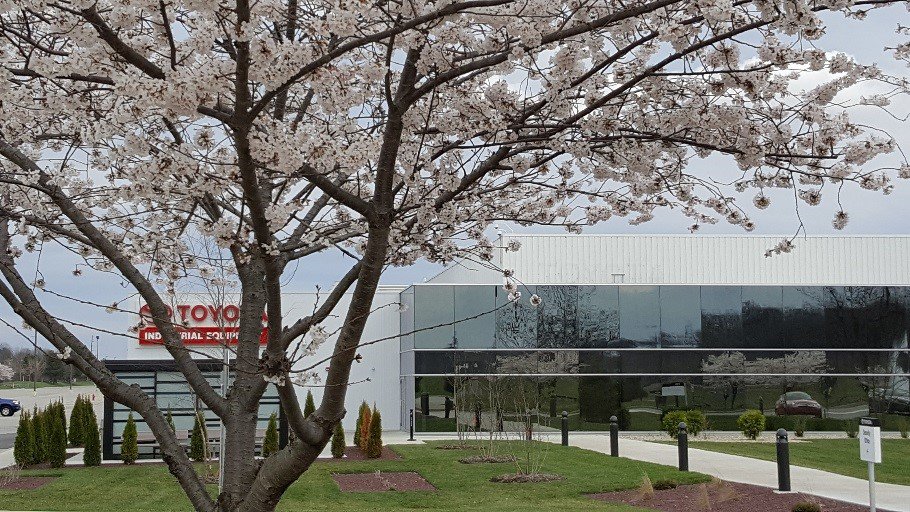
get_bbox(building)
[107,235,910,457]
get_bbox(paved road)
[0,385,102,435]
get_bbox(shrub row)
[14,398,100,468]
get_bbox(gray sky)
[2,7,909,360]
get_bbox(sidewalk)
[565,433,910,512]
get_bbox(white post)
[868,461,876,512]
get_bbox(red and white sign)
[137,304,268,346]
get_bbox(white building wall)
[127,287,404,430]
[428,234,910,285]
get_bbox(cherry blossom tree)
[1,0,909,510]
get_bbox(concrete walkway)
[565,433,910,512]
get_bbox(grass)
[685,438,910,485]
[0,441,710,511]
[0,381,93,389]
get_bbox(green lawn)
[686,439,910,485]
[0,441,710,511]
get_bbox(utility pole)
[218,344,228,493]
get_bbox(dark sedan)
[775,391,823,417]
[0,398,21,416]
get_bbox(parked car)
[775,391,822,417]
[0,398,21,416]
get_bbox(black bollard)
[776,428,791,492]
[678,422,689,471]
[408,408,415,441]
[609,415,619,457]
[561,411,569,446]
[420,392,430,416]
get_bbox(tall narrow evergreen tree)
[330,421,345,459]
[354,402,366,449]
[189,412,207,462]
[366,408,382,459]
[68,396,84,447]
[121,412,138,464]
[359,405,372,450]
[262,413,279,458]
[48,407,67,468]
[303,390,316,418]
[14,410,32,467]
[32,408,46,463]
[82,411,101,467]
[166,409,176,432]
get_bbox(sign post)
[859,417,882,512]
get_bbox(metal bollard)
[776,428,791,492]
[408,408,415,441]
[678,422,689,471]
[561,411,569,446]
[609,415,619,457]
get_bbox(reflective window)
[619,286,659,347]
[414,286,454,348]
[701,286,743,348]
[782,287,826,348]
[537,286,578,348]
[742,286,783,348]
[577,286,620,347]
[495,285,538,348]
[454,286,496,349]
[659,286,701,347]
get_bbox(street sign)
[859,417,882,464]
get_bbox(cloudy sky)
[2,7,910,360]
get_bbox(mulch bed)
[0,477,57,490]
[458,455,516,464]
[589,481,872,511]
[332,471,436,492]
[491,473,564,483]
[317,445,401,461]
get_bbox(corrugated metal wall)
[430,235,910,285]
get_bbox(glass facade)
[103,361,281,460]
[404,285,910,432]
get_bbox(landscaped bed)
[0,441,711,511]
[590,479,873,511]
[682,438,910,485]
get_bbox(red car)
[775,391,822,417]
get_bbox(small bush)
[331,421,345,459]
[189,412,207,461]
[304,390,316,418]
[262,413,279,458]
[68,396,85,447]
[121,412,138,464]
[359,405,372,450]
[792,501,822,512]
[366,407,382,458]
[737,409,766,440]
[14,411,32,467]
[662,410,688,439]
[794,417,807,438]
[897,418,909,439]
[685,410,706,436]
[652,479,678,490]
[844,420,858,438]
[83,412,101,466]
[48,405,67,468]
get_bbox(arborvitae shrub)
[68,396,84,447]
[359,405,372,450]
[792,502,822,512]
[32,408,46,463]
[83,412,101,466]
[166,409,176,432]
[304,390,316,418]
[366,407,382,458]
[14,410,32,467]
[189,412,207,461]
[354,402,366,448]
[121,412,139,464]
[330,421,345,459]
[737,410,766,440]
[262,413,279,458]
[48,407,67,468]
[56,401,67,438]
